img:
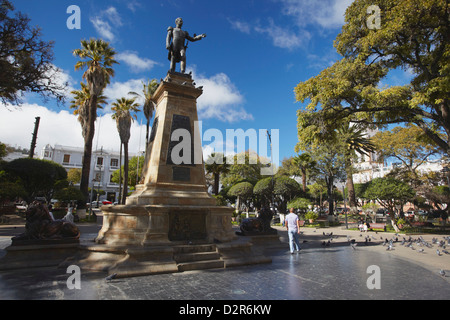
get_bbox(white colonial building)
[40,144,136,203]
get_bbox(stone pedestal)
[0,240,80,270]
[95,72,235,247]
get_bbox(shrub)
[305,211,318,221]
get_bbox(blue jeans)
[288,229,301,253]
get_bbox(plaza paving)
[0,215,449,300]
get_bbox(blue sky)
[1,0,410,166]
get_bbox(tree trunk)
[213,173,220,195]
[79,95,97,209]
[301,168,307,192]
[121,142,129,204]
[118,143,122,204]
[326,174,334,215]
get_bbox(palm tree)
[69,82,107,140]
[337,122,376,209]
[129,79,159,149]
[72,38,118,206]
[205,153,229,195]
[292,152,315,193]
[112,97,140,204]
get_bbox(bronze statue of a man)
[166,17,206,73]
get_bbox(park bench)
[368,223,386,231]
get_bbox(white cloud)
[254,18,309,50]
[116,51,158,73]
[278,0,353,29]
[0,103,147,157]
[229,18,308,50]
[90,6,123,42]
[190,69,253,123]
[127,1,143,12]
[103,78,146,111]
[228,19,252,34]
[90,17,115,42]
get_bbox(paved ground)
[0,216,449,301]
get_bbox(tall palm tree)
[72,39,118,206]
[292,152,315,193]
[112,97,140,204]
[205,153,230,195]
[337,122,376,208]
[69,82,107,140]
[129,79,159,149]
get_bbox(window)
[97,157,103,166]
[110,158,119,167]
[63,154,70,164]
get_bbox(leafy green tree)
[5,158,67,202]
[253,177,273,207]
[307,141,346,215]
[0,0,66,105]
[273,176,301,213]
[372,126,442,186]
[228,181,253,212]
[67,168,82,185]
[221,152,264,187]
[0,142,7,159]
[111,155,145,190]
[0,165,26,204]
[287,197,311,214]
[72,38,118,207]
[364,177,415,229]
[333,0,449,156]
[53,186,85,205]
[308,181,327,207]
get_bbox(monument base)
[0,241,80,270]
[58,237,271,278]
[95,204,236,247]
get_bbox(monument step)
[177,259,224,272]
[174,251,221,263]
[173,244,217,254]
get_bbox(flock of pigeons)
[319,231,450,278]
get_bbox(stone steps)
[173,244,224,272]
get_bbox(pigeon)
[105,273,117,282]
[350,243,357,250]
[417,248,424,253]
[436,249,442,256]
[439,269,446,277]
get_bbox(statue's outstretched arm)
[186,33,206,42]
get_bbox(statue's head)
[175,17,183,27]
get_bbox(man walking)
[285,208,301,254]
